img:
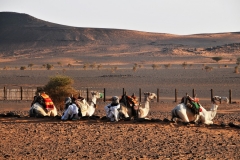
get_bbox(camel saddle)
[31,93,54,110]
[181,95,201,115]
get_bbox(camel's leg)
[138,108,143,118]
[49,107,58,117]
[204,120,213,125]
[121,107,129,118]
[171,110,177,121]
[29,108,35,117]
[87,108,95,117]
[177,110,190,124]
[192,115,200,124]
[33,105,48,117]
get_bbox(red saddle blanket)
[41,93,54,110]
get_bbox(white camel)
[171,96,228,125]
[75,91,101,117]
[29,93,57,117]
[120,92,157,119]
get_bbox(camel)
[171,96,228,125]
[75,91,101,117]
[119,92,157,119]
[29,93,57,117]
[118,93,138,120]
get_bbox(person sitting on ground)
[61,97,79,120]
[104,96,120,122]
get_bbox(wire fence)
[0,86,238,104]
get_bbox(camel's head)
[91,91,102,99]
[212,96,229,104]
[144,92,157,101]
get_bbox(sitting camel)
[119,92,157,119]
[75,91,101,117]
[118,93,139,120]
[29,92,57,117]
[171,96,228,125]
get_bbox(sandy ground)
[1,100,240,159]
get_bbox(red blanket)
[41,93,54,110]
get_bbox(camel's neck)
[90,96,97,107]
[209,104,219,120]
[143,98,150,109]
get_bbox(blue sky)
[1,0,239,35]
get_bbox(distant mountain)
[0,12,240,56]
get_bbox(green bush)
[43,75,77,110]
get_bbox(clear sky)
[1,0,239,35]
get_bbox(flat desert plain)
[0,55,240,159]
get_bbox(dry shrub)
[234,66,239,74]
[43,75,77,110]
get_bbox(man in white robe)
[61,97,79,120]
[104,96,120,122]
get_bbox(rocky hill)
[0,12,240,58]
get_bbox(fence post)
[175,89,177,102]
[3,86,6,100]
[139,88,141,103]
[104,88,106,102]
[157,88,159,102]
[87,88,89,102]
[229,89,232,104]
[20,86,23,100]
[192,88,195,97]
[210,89,213,102]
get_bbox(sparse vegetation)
[236,57,240,65]
[43,75,77,110]
[97,64,102,70]
[181,62,187,69]
[152,64,160,70]
[57,62,62,67]
[164,63,171,69]
[212,57,223,63]
[28,63,34,70]
[133,66,137,72]
[110,66,118,73]
[204,66,213,72]
[133,63,138,68]
[83,63,89,70]
[46,64,53,70]
[234,66,239,73]
[90,63,96,69]
[3,66,9,70]
[67,63,72,67]
[20,66,26,70]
